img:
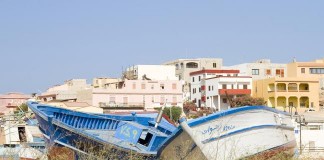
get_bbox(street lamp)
[295,114,308,155]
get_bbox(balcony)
[218,89,251,95]
[99,102,144,108]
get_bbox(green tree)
[232,95,266,107]
[155,106,183,123]
[16,103,29,113]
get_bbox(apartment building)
[253,77,319,112]
[38,79,90,102]
[190,69,252,111]
[287,58,324,106]
[93,77,119,89]
[77,79,183,113]
[0,92,31,115]
[225,59,287,80]
[164,58,223,99]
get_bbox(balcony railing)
[218,89,251,95]
[99,102,144,108]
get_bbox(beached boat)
[27,101,296,159]
[159,106,297,160]
[27,101,176,159]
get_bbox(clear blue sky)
[1,1,324,94]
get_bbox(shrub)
[232,95,266,107]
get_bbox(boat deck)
[83,129,157,154]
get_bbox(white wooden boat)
[159,106,296,160]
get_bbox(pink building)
[77,79,183,113]
[190,69,252,111]
[0,92,31,114]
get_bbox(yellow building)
[253,77,319,112]
[287,58,324,106]
[287,58,324,78]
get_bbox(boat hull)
[160,107,296,160]
[28,102,173,159]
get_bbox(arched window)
[186,62,198,68]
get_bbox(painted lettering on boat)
[120,125,139,140]
[201,124,235,135]
[115,123,143,143]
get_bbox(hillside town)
[1,57,324,159]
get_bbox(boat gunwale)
[187,106,291,127]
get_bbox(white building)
[224,59,287,80]
[190,69,252,111]
[295,112,324,158]
[164,58,223,100]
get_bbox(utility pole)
[296,115,307,155]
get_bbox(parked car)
[305,108,316,112]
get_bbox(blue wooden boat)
[27,101,296,160]
[27,101,176,159]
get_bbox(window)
[243,84,248,89]
[172,96,177,103]
[222,84,227,89]
[152,96,154,102]
[276,69,285,77]
[223,98,227,103]
[193,88,196,94]
[208,86,211,91]
[231,84,234,89]
[123,97,128,105]
[141,84,146,89]
[132,83,136,89]
[109,96,116,104]
[172,83,177,90]
[301,68,305,74]
[199,87,201,92]
[199,76,201,81]
[186,62,198,68]
[252,69,259,75]
[175,64,179,70]
[212,86,214,90]
[192,77,195,82]
[160,84,165,89]
[266,69,271,75]
[213,63,217,68]
[160,96,165,103]
[151,85,154,89]
[310,68,324,74]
